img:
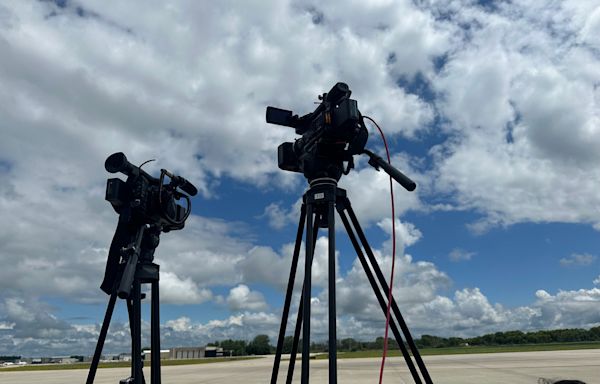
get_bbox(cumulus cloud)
[4,257,600,355]
[0,0,434,308]
[162,312,281,347]
[377,218,423,251]
[0,296,282,355]
[226,284,268,311]
[159,272,213,305]
[1,0,600,357]
[337,155,424,226]
[0,297,99,356]
[239,244,295,290]
[262,200,302,230]
[532,288,600,330]
[428,0,600,231]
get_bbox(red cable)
[364,116,396,384]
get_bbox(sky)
[0,0,599,357]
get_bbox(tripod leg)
[337,206,422,384]
[327,199,337,384]
[301,203,314,384]
[286,288,303,384]
[271,204,306,384]
[345,199,433,384]
[151,280,161,384]
[286,218,320,384]
[86,292,118,384]
[131,279,143,384]
[126,288,146,384]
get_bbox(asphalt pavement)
[0,349,598,383]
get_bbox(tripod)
[270,178,433,384]
[86,224,163,384]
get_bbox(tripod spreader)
[363,149,416,191]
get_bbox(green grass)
[315,342,600,359]
[0,357,259,372]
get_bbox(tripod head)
[266,83,416,191]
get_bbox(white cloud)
[531,287,600,330]
[164,316,192,333]
[449,248,475,262]
[162,312,281,347]
[0,295,283,355]
[159,272,213,305]
[428,0,600,231]
[0,0,435,307]
[1,0,599,357]
[239,235,342,292]
[337,154,424,226]
[226,284,268,312]
[377,218,423,249]
[559,253,597,267]
[239,244,295,290]
[262,200,302,230]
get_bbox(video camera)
[100,152,198,296]
[104,152,197,231]
[267,82,368,182]
[267,83,416,191]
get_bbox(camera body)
[267,83,368,182]
[104,152,194,232]
[105,174,186,232]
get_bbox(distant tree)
[219,339,248,356]
[418,335,447,348]
[0,356,21,363]
[589,326,600,340]
[282,335,295,354]
[247,335,272,355]
[447,337,464,347]
[340,338,358,352]
[311,341,327,353]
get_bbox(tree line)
[416,326,600,348]
[209,326,600,355]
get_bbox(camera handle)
[363,149,416,191]
[117,225,147,299]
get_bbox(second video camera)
[266,82,368,182]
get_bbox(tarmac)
[0,349,598,383]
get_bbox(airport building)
[142,349,171,360]
[168,346,223,359]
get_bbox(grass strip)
[315,342,600,359]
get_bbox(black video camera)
[100,152,198,296]
[267,82,417,191]
[105,152,197,231]
[267,82,368,182]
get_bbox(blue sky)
[0,0,599,357]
